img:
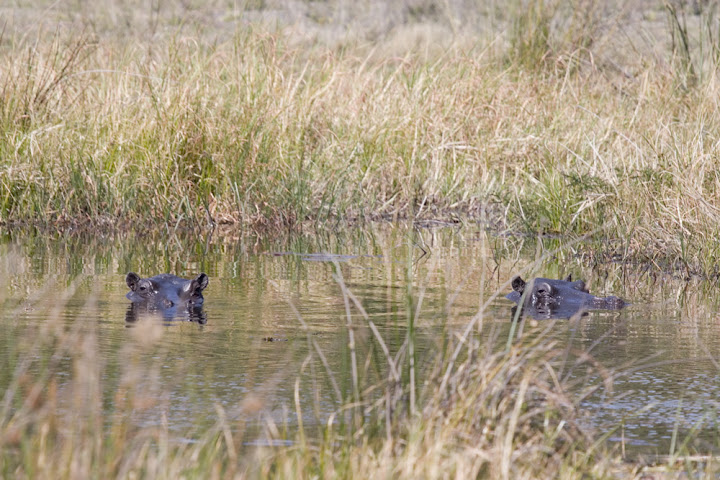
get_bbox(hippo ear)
[126,272,141,291]
[564,274,572,281]
[511,276,526,293]
[194,273,209,292]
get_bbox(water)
[1,225,720,456]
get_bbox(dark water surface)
[2,225,720,457]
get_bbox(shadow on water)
[2,225,720,457]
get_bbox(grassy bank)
[3,2,720,275]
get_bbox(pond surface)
[1,224,720,457]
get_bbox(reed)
[3,2,720,276]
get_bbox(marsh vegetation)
[3,0,720,478]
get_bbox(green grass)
[3,2,720,276]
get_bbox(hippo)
[125,272,209,322]
[506,275,625,319]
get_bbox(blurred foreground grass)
[2,268,718,479]
[0,280,659,479]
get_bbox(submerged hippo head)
[510,275,589,305]
[507,274,625,319]
[125,272,209,309]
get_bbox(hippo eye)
[536,283,553,296]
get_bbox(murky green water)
[2,224,720,456]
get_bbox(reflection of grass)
[1,271,714,479]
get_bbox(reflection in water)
[268,251,383,262]
[1,226,720,456]
[124,302,208,324]
[509,303,590,320]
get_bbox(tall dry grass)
[2,2,720,276]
